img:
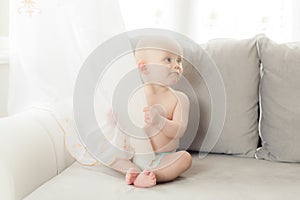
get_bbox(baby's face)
[138,49,183,86]
[146,49,183,74]
[137,49,183,86]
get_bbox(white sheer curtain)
[8,0,125,115]
[119,0,300,43]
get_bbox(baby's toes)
[149,171,156,179]
[126,168,140,185]
[146,171,156,184]
[125,174,134,185]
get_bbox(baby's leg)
[152,151,192,183]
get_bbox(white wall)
[292,0,300,41]
[0,0,9,117]
[0,0,9,37]
[0,38,9,118]
[0,63,9,117]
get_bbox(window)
[0,0,9,64]
[119,0,299,43]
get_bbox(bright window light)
[119,0,294,43]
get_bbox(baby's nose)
[172,64,182,73]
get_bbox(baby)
[109,36,192,188]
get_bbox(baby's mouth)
[171,72,179,77]
[169,68,180,75]
[170,71,180,77]
[169,72,180,83]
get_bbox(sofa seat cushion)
[24,154,300,200]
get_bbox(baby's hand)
[143,105,165,130]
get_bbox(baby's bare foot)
[133,170,157,188]
[126,168,140,185]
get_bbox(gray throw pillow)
[255,36,300,162]
[179,37,260,157]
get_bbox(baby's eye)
[176,58,182,65]
[165,57,172,63]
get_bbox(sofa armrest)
[0,160,15,200]
[0,109,74,200]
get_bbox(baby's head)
[134,36,183,86]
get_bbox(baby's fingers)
[143,106,152,112]
[144,112,151,123]
[144,118,152,124]
[144,112,150,119]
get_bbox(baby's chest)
[147,95,177,119]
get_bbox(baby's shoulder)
[171,90,190,104]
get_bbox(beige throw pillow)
[255,36,300,162]
[179,37,260,157]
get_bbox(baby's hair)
[134,36,183,61]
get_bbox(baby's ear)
[137,61,144,69]
[138,61,148,74]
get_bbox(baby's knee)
[184,151,192,168]
[179,151,192,169]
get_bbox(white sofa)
[1,35,300,200]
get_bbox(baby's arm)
[144,92,190,139]
[159,92,190,139]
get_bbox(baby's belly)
[150,132,179,153]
